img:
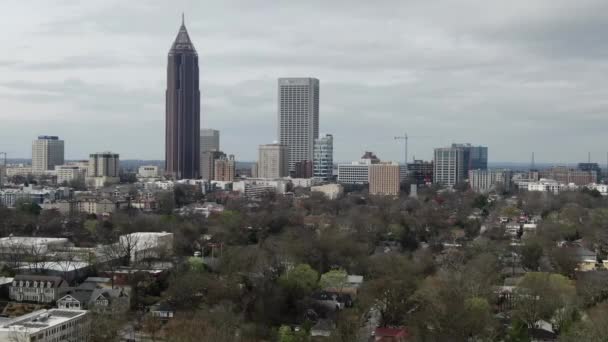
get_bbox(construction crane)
[394,133,431,170]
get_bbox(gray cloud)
[1,0,608,163]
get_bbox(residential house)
[9,275,69,303]
[57,282,129,313]
[149,301,176,320]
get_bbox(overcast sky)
[1,0,607,163]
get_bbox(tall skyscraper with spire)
[165,15,200,179]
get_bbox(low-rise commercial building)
[120,232,174,263]
[55,165,87,185]
[311,184,344,200]
[138,165,160,178]
[0,309,89,342]
[539,166,597,186]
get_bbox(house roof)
[13,275,66,288]
[375,327,409,337]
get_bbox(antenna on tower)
[588,152,591,164]
[181,12,185,25]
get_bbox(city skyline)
[2,1,608,164]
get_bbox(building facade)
[88,152,119,177]
[0,309,89,342]
[294,160,313,178]
[539,166,597,186]
[165,17,200,180]
[369,162,401,196]
[138,165,160,178]
[468,169,512,193]
[434,147,465,187]
[407,160,433,184]
[55,165,86,185]
[32,136,64,174]
[311,184,344,200]
[214,155,236,182]
[278,78,320,173]
[9,275,68,303]
[201,151,226,180]
[452,143,488,171]
[258,144,289,179]
[200,129,220,153]
[313,134,333,180]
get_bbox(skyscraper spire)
[170,14,196,53]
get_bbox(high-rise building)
[258,144,289,179]
[88,152,119,177]
[214,155,236,182]
[407,160,433,184]
[201,151,226,181]
[87,152,120,188]
[369,162,401,196]
[32,136,64,173]
[434,147,465,187]
[313,134,333,180]
[294,160,313,179]
[200,129,220,152]
[452,143,488,171]
[165,16,200,180]
[278,78,319,173]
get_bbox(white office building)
[55,165,86,185]
[32,136,64,174]
[313,134,333,180]
[278,78,320,173]
[0,309,88,342]
[138,165,160,178]
[258,143,289,179]
[528,179,561,194]
[338,161,372,185]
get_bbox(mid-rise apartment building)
[258,144,289,179]
[214,155,236,182]
[369,162,401,196]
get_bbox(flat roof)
[0,309,86,333]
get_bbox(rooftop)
[0,309,86,333]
